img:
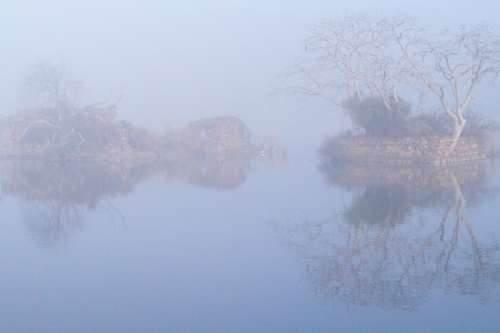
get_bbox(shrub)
[342,96,411,137]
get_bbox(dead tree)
[289,15,500,153]
[20,62,83,118]
[14,62,123,150]
[393,22,500,153]
[287,15,402,109]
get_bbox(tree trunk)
[446,116,466,156]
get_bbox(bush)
[410,112,451,137]
[342,96,497,139]
[342,96,411,137]
[410,112,498,138]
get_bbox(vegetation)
[341,96,411,137]
[341,95,497,139]
[288,15,500,154]
[0,62,159,158]
[0,62,286,162]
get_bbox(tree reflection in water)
[22,202,85,247]
[0,146,286,246]
[1,158,158,247]
[273,156,500,311]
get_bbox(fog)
[2,2,500,332]
[2,0,499,149]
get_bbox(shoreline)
[319,135,493,165]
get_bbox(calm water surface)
[0,151,499,332]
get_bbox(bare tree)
[288,15,402,109]
[393,22,500,153]
[15,62,85,146]
[11,62,127,150]
[19,61,83,116]
[289,15,500,153]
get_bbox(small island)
[286,15,500,165]
[319,96,494,165]
[0,63,286,165]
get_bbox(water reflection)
[1,146,285,246]
[1,159,151,246]
[162,155,251,190]
[274,155,500,311]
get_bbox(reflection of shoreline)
[1,158,158,247]
[0,158,155,207]
[2,147,286,246]
[319,151,491,190]
[272,153,500,311]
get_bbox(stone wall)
[322,135,491,165]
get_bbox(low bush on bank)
[341,96,497,139]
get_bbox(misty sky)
[2,0,499,147]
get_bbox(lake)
[0,149,498,333]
